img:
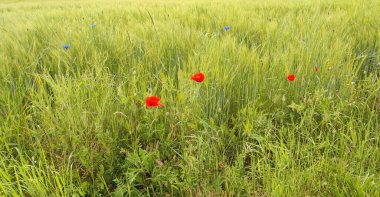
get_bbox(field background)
[1,0,380,196]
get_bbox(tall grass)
[1,0,379,196]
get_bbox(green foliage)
[0,0,379,196]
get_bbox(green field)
[1,0,380,196]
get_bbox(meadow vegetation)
[1,0,380,196]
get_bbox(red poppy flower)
[146,96,163,108]
[315,66,319,72]
[287,74,295,82]
[191,72,205,82]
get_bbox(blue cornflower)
[63,45,70,50]
[224,26,230,31]
[91,24,96,28]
